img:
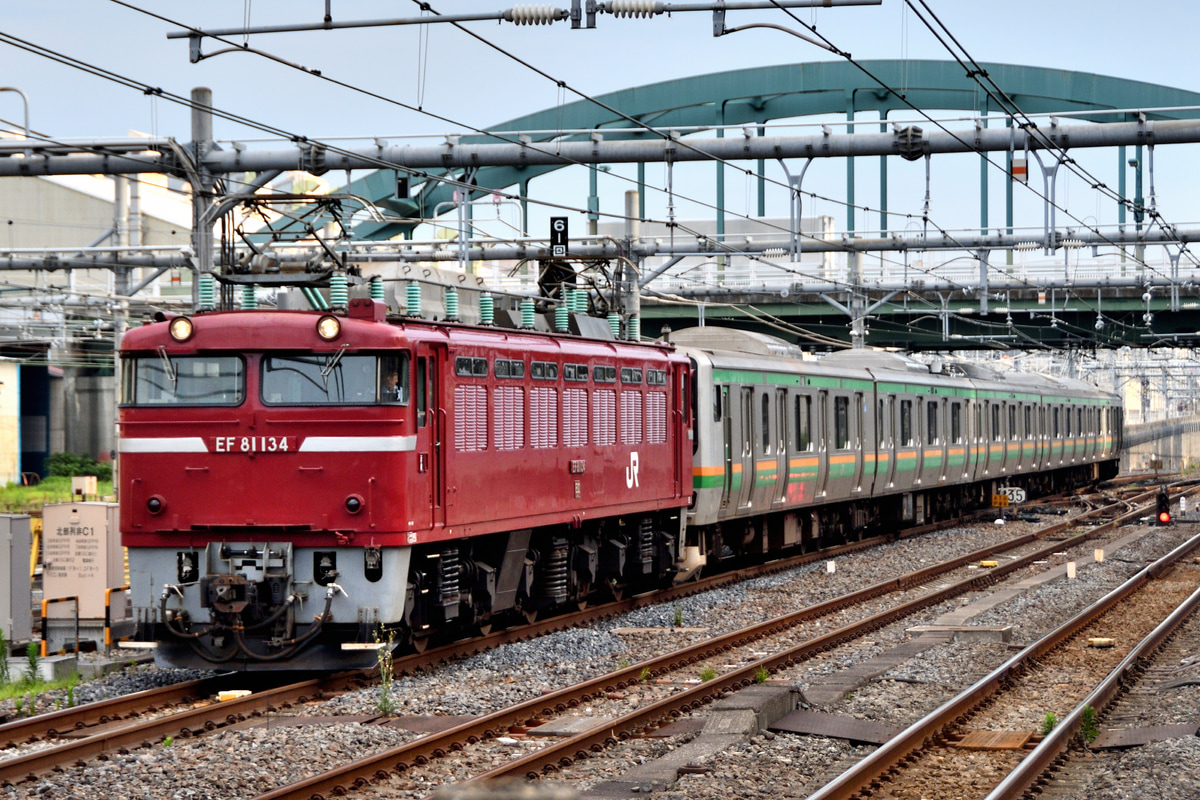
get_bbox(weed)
[0,629,9,685]
[699,667,717,682]
[374,627,397,716]
[1079,705,1099,743]
[65,674,79,709]
[162,736,174,748]
[617,658,631,670]
[754,666,770,684]
[24,643,40,684]
[25,692,34,717]
[672,605,684,628]
[638,667,651,683]
[1040,712,1057,736]
[13,697,21,716]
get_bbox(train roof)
[666,327,807,358]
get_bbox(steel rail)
[0,672,367,786]
[252,492,1151,800]
[985,580,1200,800]
[0,676,221,749]
[805,526,1200,800]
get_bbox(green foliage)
[0,629,9,686]
[754,666,770,684]
[65,673,78,709]
[1040,712,1057,736]
[24,643,39,684]
[1080,705,1099,743]
[13,696,22,716]
[672,605,684,628]
[45,452,112,482]
[699,667,717,682]
[638,667,651,683]
[162,735,174,748]
[0,476,115,512]
[374,627,397,716]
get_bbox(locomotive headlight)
[316,315,341,340]
[168,316,194,342]
[147,495,166,515]
[345,494,364,514]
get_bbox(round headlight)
[345,495,363,514]
[316,315,341,341]
[147,495,166,515]
[168,316,194,342]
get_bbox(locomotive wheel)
[411,636,430,654]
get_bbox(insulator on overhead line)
[506,4,560,25]
[761,248,788,259]
[605,0,660,18]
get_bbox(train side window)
[992,404,1001,441]
[761,392,771,453]
[497,359,526,379]
[926,400,939,446]
[950,402,962,444]
[417,358,428,427]
[877,398,885,448]
[900,399,913,447]
[531,361,559,380]
[1024,405,1032,438]
[1009,405,1017,440]
[795,395,812,451]
[1053,407,1060,438]
[455,356,487,378]
[834,396,849,450]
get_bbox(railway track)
[804,532,1200,800]
[0,484,1178,796]
[244,489,1169,799]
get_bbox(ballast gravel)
[3,512,1199,800]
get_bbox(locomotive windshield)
[120,355,245,406]
[261,353,409,406]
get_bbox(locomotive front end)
[119,303,419,670]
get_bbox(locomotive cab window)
[262,354,408,406]
[121,354,244,406]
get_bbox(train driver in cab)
[382,369,406,403]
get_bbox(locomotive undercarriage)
[402,512,684,649]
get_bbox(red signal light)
[1158,510,1172,525]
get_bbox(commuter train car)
[119,299,693,670]
[672,327,1121,560]
[118,302,1121,671]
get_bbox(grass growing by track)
[0,476,114,512]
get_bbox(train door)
[775,388,789,506]
[878,398,897,491]
[415,344,445,531]
[738,388,755,510]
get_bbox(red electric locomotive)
[119,299,693,670]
